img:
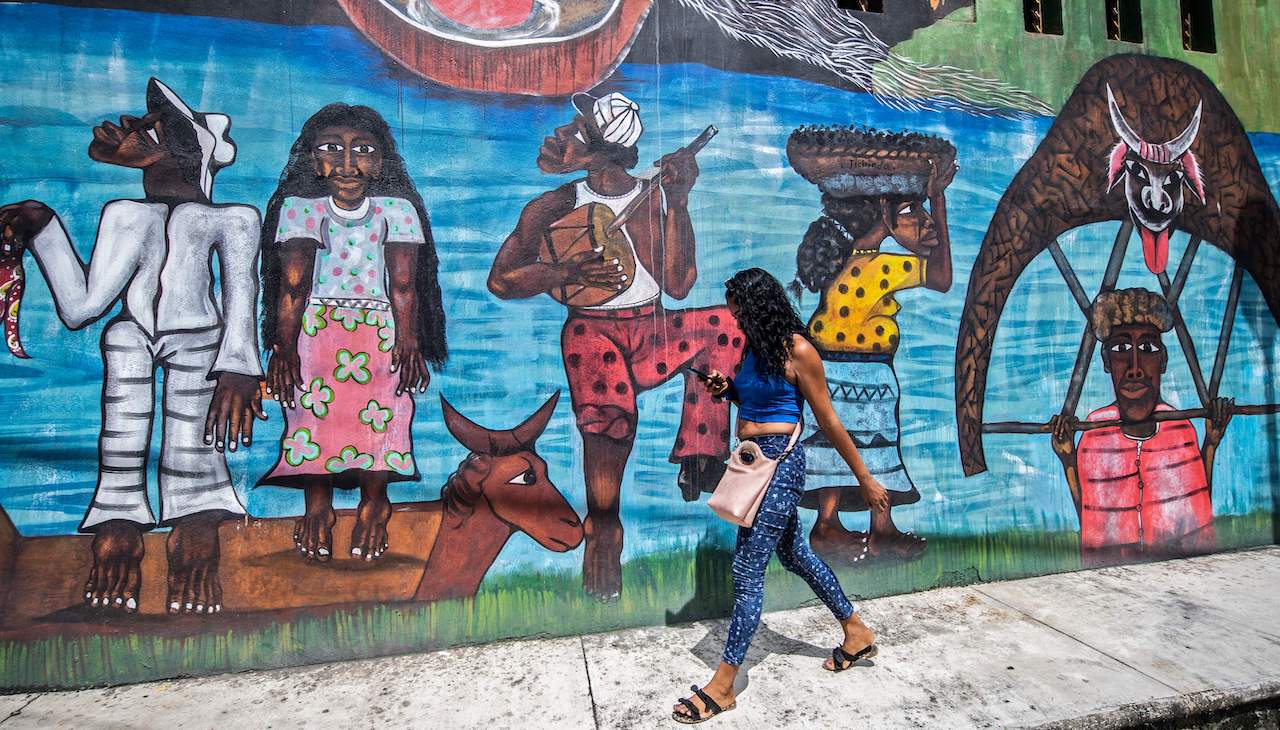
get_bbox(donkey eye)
[507,469,536,486]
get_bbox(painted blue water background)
[0,4,1276,576]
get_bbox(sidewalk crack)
[580,637,600,730]
[1,694,42,725]
[973,586,1182,693]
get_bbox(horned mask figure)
[1106,84,1206,274]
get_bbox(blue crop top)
[731,350,803,423]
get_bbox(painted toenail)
[170,601,180,611]
[126,598,137,610]
[351,547,363,556]
[185,602,193,610]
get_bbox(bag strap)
[778,421,803,460]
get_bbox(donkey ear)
[441,395,499,455]
[512,391,561,449]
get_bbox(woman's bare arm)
[789,335,890,512]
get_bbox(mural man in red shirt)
[1049,288,1233,566]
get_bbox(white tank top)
[573,180,662,309]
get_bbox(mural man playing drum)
[488,92,741,600]
[1048,288,1232,566]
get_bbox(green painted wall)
[890,0,1280,131]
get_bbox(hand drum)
[539,202,637,307]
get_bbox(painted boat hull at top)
[336,0,656,96]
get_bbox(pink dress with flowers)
[260,195,425,488]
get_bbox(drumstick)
[606,125,718,235]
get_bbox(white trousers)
[80,319,246,531]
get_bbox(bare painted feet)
[350,491,391,561]
[869,507,927,561]
[824,612,877,671]
[84,520,144,612]
[810,524,870,565]
[582,512,622,601]
[166,512,224,614]
[868,528,927,560]
[295,483,335,561]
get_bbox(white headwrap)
[146,78,237,198]
[572,92,643,148]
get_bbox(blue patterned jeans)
[722,435,855,666]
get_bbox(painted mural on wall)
[956,54,1280,564]
[0,1,1277,690]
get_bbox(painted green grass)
[1,511,1273,690]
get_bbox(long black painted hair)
[260,104,447,368]
[724,268,808,378]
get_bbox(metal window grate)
[1180,0,1216,53]
[1106,0,1143,43]
[836,0,884,11]
[1024,0,1064,35]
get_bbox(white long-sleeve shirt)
[30,200,264,378]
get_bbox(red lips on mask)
[1139,226,1169,274]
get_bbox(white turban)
[572,91,643,148]
[146,78,237,198]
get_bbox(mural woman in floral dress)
[258,104,447,562]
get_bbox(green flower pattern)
[299,377,334,418]
[283,428,321,467]
[331,307,365,332]
[333,349,372,384]
[359,399,393,433]
[302,304,328,337]
[384,451,416,476]
[326,445,375,473]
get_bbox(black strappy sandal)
[826,643,878,672]
[672,684,736,724]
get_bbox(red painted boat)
[336,0,656,96]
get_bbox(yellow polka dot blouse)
[807,252,926,355]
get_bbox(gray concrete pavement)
[3,547,1278,729]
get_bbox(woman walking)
[672,268,889,724]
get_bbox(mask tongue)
[1139,227,1169,274]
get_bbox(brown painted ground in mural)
[1,505,440,627]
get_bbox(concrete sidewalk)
[3,547,1278,729]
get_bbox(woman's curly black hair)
[725,268,809,378]
[260,104,448,368]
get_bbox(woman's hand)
[703,368,730,397]
[266,344,303,408]
[391,337,430,396]
[859,474,891,513]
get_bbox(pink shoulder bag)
[707,423,802,527]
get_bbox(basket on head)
[786,126,956,199]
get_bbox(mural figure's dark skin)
[1048,324,1233,515]
[0,112,263,615]
[268,124,431,562]
[956,55,1280,475]
[488,114,700,599]
[808,160,955,561]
